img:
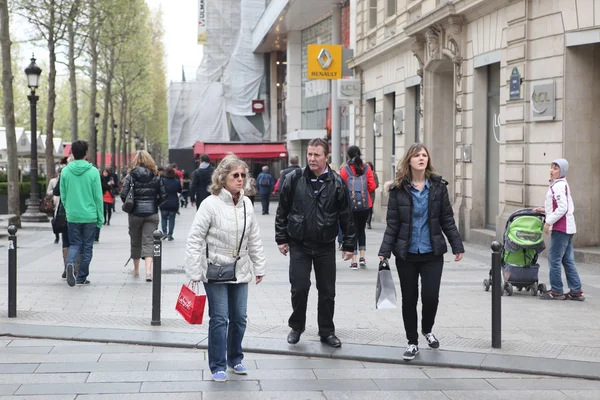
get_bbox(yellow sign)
[307,44,342,80]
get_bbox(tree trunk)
[110,98,116,171]
[118,97,126,171]
[0,0,21,225]
[45,32,57,179]
[99,80,110,170]
[68,19,78,142]
[88,25,98,166]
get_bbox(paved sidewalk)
[1,201,600,378]
[1,337,600,399]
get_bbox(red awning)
[193,142,287,159]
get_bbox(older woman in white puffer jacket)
[184,154,266,383]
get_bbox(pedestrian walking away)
[184,154,266,383]
[340,146,377,269]
[160,166,182,241]
[101,169,116,226]
[275,137,355,348]
[378,143,464,361]
[365,161,379,229]
[121,150,167,281]
[257,166,275,215]
[46,173,60,243]
[190,154,215,209]
[108,168,119,212]
[181,170,191,208]
[535,159,585,301]
[59,140,104,287]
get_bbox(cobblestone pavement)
[1,201,600,363]
[0,337,600,399]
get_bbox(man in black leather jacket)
[190,153,215,209]
[275,138,355,348]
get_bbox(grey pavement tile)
[87,370,202,383]
[314,368,429,380]
[561,390,600,400]
[260,379,379,391]
[203,392,327,400]
[442,390,572,400]
[243,336,335,359]
[0,396,75,400]
[77,395,201,400]
[0,324,87,340]
[0,372,88,384]
[0,386,18,396]
[360,361,417,369]
[73,328,200,348]
[0,354,100,364]
[99,351,204,362]
[323,391,450,400]
[7,339,99,347]
[255,359,364,370]
[35,361,149,373]
[146,360,212,371]
[15,382,141,395]
[202,369,316,381]
[374,378,495,391]
[50,345,153,354]
[0,340,11,347]
[487,378,600,390]
[422,367,536,379]
[481,354,600,380]
[141,380,260,392]
[0,347,53,355]
[0,365,38,374]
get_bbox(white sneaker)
[423,332,439,349]
[403,344,419,360]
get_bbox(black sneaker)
[350,263,358,270]
[168,236,174,241]
[423,332,440,349]
[76,280,90,285]
[66,263,76,287]
[403,344,419,361]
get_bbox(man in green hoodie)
[60,140,104,287]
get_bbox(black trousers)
[396,253,444,345]
[260,193,270,214]
[352,209,370,251]
[288,241,336,337]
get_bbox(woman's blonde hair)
[394,143,436,186]
[131,150,158,176]
[210,153,248,195]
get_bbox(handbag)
[376,258,398,309]
[205,201,246,283]
[51,201,67,234]
[39,195,55,214]
[122,179,135,213]
[175,281,207,324]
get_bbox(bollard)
[151,230,163,326]
[8,225,18,318]
[491,241,502,349]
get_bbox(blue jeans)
[203,282,248,373]
[548,231,582,293]
[66,222,97,282]
[160,210,176,237]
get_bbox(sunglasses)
[232,173,246,179]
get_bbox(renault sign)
[530,80,555,121]
[307,44,342,80]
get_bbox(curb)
[1,322,600,380]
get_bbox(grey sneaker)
[359,258,366,268]
[539,290,566,300]
[66,263,76,287]
[403,344,419,361]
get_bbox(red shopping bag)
[175,283,206,324]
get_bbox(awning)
[193,142,288,159]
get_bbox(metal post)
[491,241,502,348]
[151,230,163,326]
[8,225,18,318]
[331,4,342,167]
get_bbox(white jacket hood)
[184,189,266,283]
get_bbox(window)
[387,0,396,17]
[369,0,378,29]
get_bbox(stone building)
[351,0,600,248]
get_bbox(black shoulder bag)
[122,177,135,213]
[206,201,246,283]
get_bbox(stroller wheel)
[505,283,513,296]
[539,283,547,294]
[483,279,490,292]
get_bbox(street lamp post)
[21,56,48,223]
[111,122,117,171]
[124,129,129,166]
[94,112,100,166]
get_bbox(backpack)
[344,164,370,212]
[258,174,270,187]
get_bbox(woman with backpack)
[340,146,376,269]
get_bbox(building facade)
[352,0,600,248]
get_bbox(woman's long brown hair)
[394,143,436,186]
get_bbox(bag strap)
[206,200,247,260]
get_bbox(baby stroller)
[483,208,547,296]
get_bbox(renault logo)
[317,48,333,69]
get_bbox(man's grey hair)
[262,166,269,172]
[289,155,299,165]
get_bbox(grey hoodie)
[552,158,569,178]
